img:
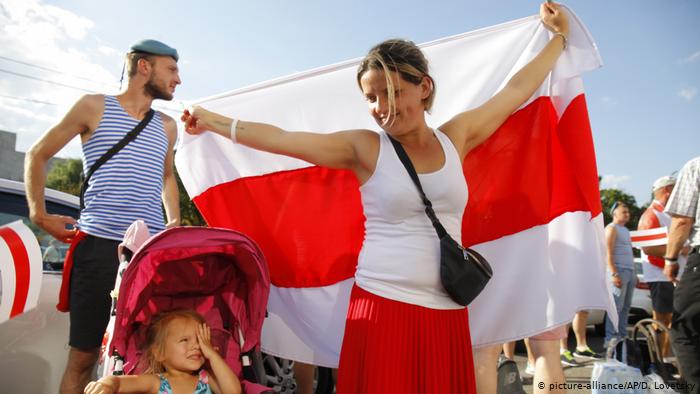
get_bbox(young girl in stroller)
[89,222,271,394]
[84,309,241,393]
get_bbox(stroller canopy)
[110,226,270,374]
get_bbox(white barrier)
[0,220,43,324]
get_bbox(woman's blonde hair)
[356,39,435,124]
[139,309,206,374]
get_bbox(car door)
[0,178,79,393]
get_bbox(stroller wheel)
[261,353,335,393]
[263,354,297,392]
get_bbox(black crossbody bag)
[79,109,155,210]
[388,135,493,306]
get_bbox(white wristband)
[230,119,239,144]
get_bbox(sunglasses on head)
[610,201,625,216]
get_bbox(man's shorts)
[69,234,120,350]
[649,281,674,314]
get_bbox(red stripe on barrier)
[0,227,31,317]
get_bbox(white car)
[587,258,654,333]
[0,178,78,393]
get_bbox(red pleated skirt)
[336,285,477,394]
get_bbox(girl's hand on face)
[540,2,570,37]
[196,323,217,360]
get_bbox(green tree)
[45,158,205,226]
[600,188,642,230]
[46,158,83,196]
[174,165,205,226]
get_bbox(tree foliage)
[174,165,206,226]
[45,159,205,226]
[46,158,83,196]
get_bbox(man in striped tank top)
[24,39,181,394]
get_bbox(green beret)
[129,39,178,61]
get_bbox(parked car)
[0,177,78,394]
[587,257,654,334]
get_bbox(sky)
[0,0,698,205]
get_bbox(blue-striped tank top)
[77,95,168,241]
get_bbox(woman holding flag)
[183,2,569,392]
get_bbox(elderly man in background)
[638,175,683,360]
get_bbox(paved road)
[508,321,683,393]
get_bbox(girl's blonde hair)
[356,39,435,125]
[139,309,206,374]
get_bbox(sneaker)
[573,346,602,359]
[497,354,510,369]
[523,362,535,376]
[560,350,580,367]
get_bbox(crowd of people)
[494,172,699,393]
[22,1,699,393]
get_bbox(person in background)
[638,175,683,360]
[604,201,636,347]
[559,310,601,364]
[42,239,63,270]
[525,329,567,394]
[505,336,567,394]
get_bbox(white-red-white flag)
[176,7,616,367]
[0,220,43,324]
[631,227,669,248]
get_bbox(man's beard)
[144,77,173,101]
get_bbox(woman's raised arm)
[441,2,570,159]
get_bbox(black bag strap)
[80,109,155,210]
[387,134,449,240]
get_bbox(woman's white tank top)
[355,129,468,310]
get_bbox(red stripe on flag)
[194,167,364,287]
[194,95,599,288]
[0,227,31,317]
[631,233,667,242]
[462,94,600,246]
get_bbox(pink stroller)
[105,225,272,393]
